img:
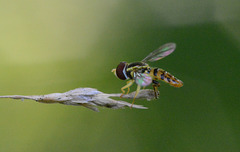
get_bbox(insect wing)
[142,43,176,62]
[135,73,152,87]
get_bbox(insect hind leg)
[152,80,160,99]
[120,80,135,98]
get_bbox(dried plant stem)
[0,88,156,112]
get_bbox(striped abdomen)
[150,68,183,87]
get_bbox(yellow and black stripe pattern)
[149,68,183,88]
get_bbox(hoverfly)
[112,43,183,106]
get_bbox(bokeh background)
[0,0,239,152]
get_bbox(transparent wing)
[135,73,152,87]
[142,43,176,62]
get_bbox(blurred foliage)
[0,0,239,152]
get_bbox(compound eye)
[116,62,127,80]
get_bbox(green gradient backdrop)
[0,1,239,152]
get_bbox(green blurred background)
[0,0,239,152]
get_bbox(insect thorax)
[126,62,150,79]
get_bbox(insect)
[112,43,183,107]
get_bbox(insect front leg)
[152,80,160,99]
[126,80,133,94]
[120,80,135,98]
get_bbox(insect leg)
[152,80,160,99]
[126,80,132,94]
[120,80,135,98]
[131,85,141,108]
